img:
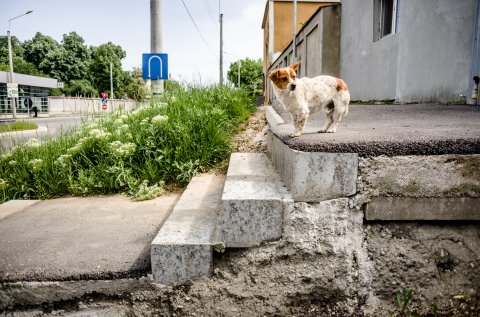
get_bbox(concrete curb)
[151,173,225,284]
[267,131,358,202]
[265,106,284,127]
[217,153,293,247]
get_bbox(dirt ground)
[233,108,268,153]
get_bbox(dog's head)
[268,61,301,91]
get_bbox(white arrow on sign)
[148,55,163,79]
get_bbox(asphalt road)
[271,103,480,156]
[0,116,85,152]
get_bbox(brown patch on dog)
[269,68,291,90]
[335,78,348,91]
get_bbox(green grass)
[0,83,254,202]
[0,121,38,133]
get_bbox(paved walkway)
[271,103,480,156]
[0,194,179,282]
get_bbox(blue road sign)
[142,53,168,80]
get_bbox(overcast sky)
[0,0,264,84]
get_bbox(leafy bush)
[0,84,254,202]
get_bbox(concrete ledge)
[151,173,225,284]
[365,197,480,221]
[267,131,358,202]
[265,105,284,127]
[217,153,293,247]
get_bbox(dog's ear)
[268,69,279,81]
[289,61,301,71]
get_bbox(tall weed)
[0,84,254,202]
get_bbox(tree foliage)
[227,58,263,95]
[0,32,146,100]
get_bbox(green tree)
[89,42,126,97]
[227,58,263,95]
[125,67,147,102]
[0,35,46,77]
[61,32,91,82]
[22,32,65,80]
[0,35,24,64]
[66,79,98,97]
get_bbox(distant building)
[262,0,340,103]
[264,0,480,104]
[0,71,58,115]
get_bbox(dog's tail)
[335,78,350,117]
[335,78,348,92]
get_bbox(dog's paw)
[326,129,336,133]
[318,129,327,133]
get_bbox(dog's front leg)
[290,112,309,137]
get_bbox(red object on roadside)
[102,104,107,110]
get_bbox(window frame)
[374,0,399,41]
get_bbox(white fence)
[48,97,145,115]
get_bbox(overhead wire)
[203,0,216,24]
[180,0,216,56]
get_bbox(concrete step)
[217,153,293,248]
[151,173,225,284]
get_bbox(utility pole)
[110,62,114,99]
[219,13,224,85]
[150,0,163,94]
[293,0,297,61]
[237,60,241,88]
[7,10,33,119]
[7,30,16,119]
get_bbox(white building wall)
[340,0,476,103]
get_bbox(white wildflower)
[8,160,17,167]
[28,159,44,171]
[113,119,123,125]
[0,178,8,190]
[24,138,41,148]
[109,141,136,157]
[151,115,168,126]
[0,153,12,162]
[119,114,128,120]
[85,122,99,130]
[55,154,72,167]
[88,129,111,140]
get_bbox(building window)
[374,0,399,41]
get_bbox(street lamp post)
[7,10,33,119]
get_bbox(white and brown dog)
[269,61,350,137]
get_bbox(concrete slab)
[0,200,39,220]
[151,173,225,284]
[365,197,480,220]
[0,194,179,282]
[268,131,358,202]
[269,103,480,156]
[217,153,293,247]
